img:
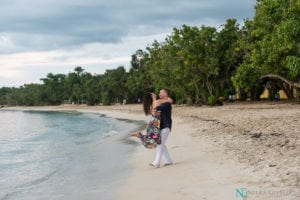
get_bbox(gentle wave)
[1,171,57,200]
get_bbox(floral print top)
[139,114,161,149]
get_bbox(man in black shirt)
[151,89,173,167]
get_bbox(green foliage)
[19,84,45,106]
[208,95,216,106]
[131,22,241,105]
[82,74,101,105]
[101,92,111,105]
[286,56,300,79]
[41,73,65,105]
[0,87,21,106]
[232,0,300,99]
[126,50,154,102]
[100,66,128,104]
[1,0,300,106]
[231,63,262,99]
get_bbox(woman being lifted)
[130,92,173,149]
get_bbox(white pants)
[152,128,172,166]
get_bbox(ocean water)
[0,110,141,200]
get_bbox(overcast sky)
[0,0,256,87]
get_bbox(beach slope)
[117,103,300,200]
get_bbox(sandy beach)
[4,102,300,199]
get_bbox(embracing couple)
[131,89,173,168]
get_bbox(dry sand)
[4,103,300,199]
[111,102,300,200]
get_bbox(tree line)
[1,0,299,106]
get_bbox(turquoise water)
[0,110,140,200]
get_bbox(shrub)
[101,93,111,105]
[208,95,216,106]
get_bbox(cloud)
[0,0,255,53]
[0,33,167,86]
[0,0,256,87]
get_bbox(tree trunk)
[281,82,294,99]
[275,81,294,99]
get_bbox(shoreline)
[1,105,146,200]
[2,103,300,199]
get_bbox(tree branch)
[260,74,300,88]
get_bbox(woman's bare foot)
[130,132,138,137]
[130,132,141,138]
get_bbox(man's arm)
[156,97,173,104]
[156,102,171,111]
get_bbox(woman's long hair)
[143,92,153,115]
